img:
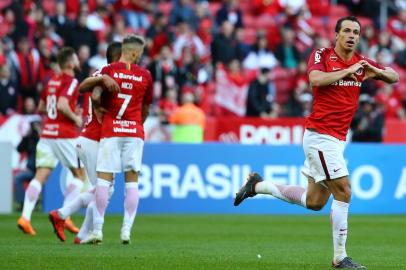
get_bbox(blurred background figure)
[0,63,17,116]
[170,92,205,143]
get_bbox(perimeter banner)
[42,143,406,214]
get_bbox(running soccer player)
[48,42,122,242]
[234,16,399,269]
[18,47,86,235]
[82,35,153,244]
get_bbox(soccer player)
[82,35,153,244]
[234,16,399,269]
[48,42,122,242]
[18,47,86,235]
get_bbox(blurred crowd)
[0,0,406,143]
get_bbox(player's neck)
[334,45,354,62]
[119,56,133,65]
[61,69,74,77]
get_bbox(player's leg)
[82,138,119,244]
[18,139,57,235]
[120,137,144,244]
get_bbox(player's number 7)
[117,93,132,119]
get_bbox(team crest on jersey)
[355,68,363,75]
[329,54,338,61]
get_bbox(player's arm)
[309,61,363,87]
[78,74,120,93]
[91,86,107,123]
[37,99,46,114]
[362,61,399,83]
[57,97,82,127]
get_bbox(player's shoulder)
[311,47,333,56]
[131,64,152,77]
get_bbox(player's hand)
[75,115,83,128]
[345,61,363,75]
[360,60,383,79]
[102,74,120,92]
[94,106,107,123]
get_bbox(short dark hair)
[56,47,75,68]
[335,16,361,33]
[106,42,122,64]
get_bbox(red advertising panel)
[383,119,406,143]
[204,117,306,145]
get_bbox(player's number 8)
[116,93,132,119]
[46,94,57,119]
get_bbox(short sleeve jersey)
[40,73,80,138]
[80,69,103,141]
[306,47,384,140]
[99,62,153,139]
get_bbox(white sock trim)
[332,199,349,210]
[125,182,138,189]
[97,178,112,187]
[300,191,307,208]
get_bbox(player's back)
[100,62,153,139]
[41,73,80,138]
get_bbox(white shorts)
[76,136,99,186]
[96,137,144,173]
[36,138,82,169]
[301,129,349,183]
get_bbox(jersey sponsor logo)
[333,168,342,172]
[42,129,59,136]
[331,79,362,87]
[113,120,137,126]
[48,80,61,86]
[314,48,326,64]
[329,54,338,61]
[332,67,341,71]
[113,72,143,82]
[113,127,137,133]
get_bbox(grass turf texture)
[0,214,404,270]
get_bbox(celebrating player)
[234,16,399,269]
[48,42,122,242]
[81,35,153,244]
[18,47,86,236]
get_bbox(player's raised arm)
[309,61,363,87]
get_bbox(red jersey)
[80,69,102,141]
[40,73,80,139]
[306,47,384,140]
[100,62,153,139]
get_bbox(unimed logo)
[239,124,304,145]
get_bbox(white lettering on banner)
[179,165,207,198]
[152,164,180,198]
[214,68,248,116]
[138,165,151,197]
[206,164,231,199]
[395,168,406,199]
[351,166,382,200]
[240,125,304,145]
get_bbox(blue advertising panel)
[43,143,406,214]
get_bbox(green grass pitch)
[0,214,405,270]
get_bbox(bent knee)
[306,200,326,211]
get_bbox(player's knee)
[306,199,326,211]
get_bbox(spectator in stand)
[65,11,98,55]
[146,12,172,58]
[246,67,278,118]
[169,0,198,31]
[302,34,331,60]
[6,1,29,42]
[252,0,282,16]
[50,1,73,41]
[216,0,244,29]
[196,3,213,47]
[170,92,206,143]
[235,28,251,60]
[158,88,178,124]
[173,20,206,62]
[86,6,109,32]
[351,94,384,142]
[37,37,57,92]
[88,42,108,71]
[148,45,178,100]
[114,0,152,31]
[14,120,40,211]
[22,96,37,115]
[368,31,404,66]
[9,37,40,101]
[110,15,127,42]
[211,20,244,66]
[0,64,17,116]
[176,47,199,90]
[375,83,406,120]
[358,25,377,55]
[388,9,406,40]
[243,32,278,71]
[76,44,91,82]
[274,26,301,69]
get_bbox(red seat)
[242,28,257,45]
[255,14,275,29]
[208,2,221,16]
[158,2,173,16]
[329,4,349,17]
[243,14,256,28]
